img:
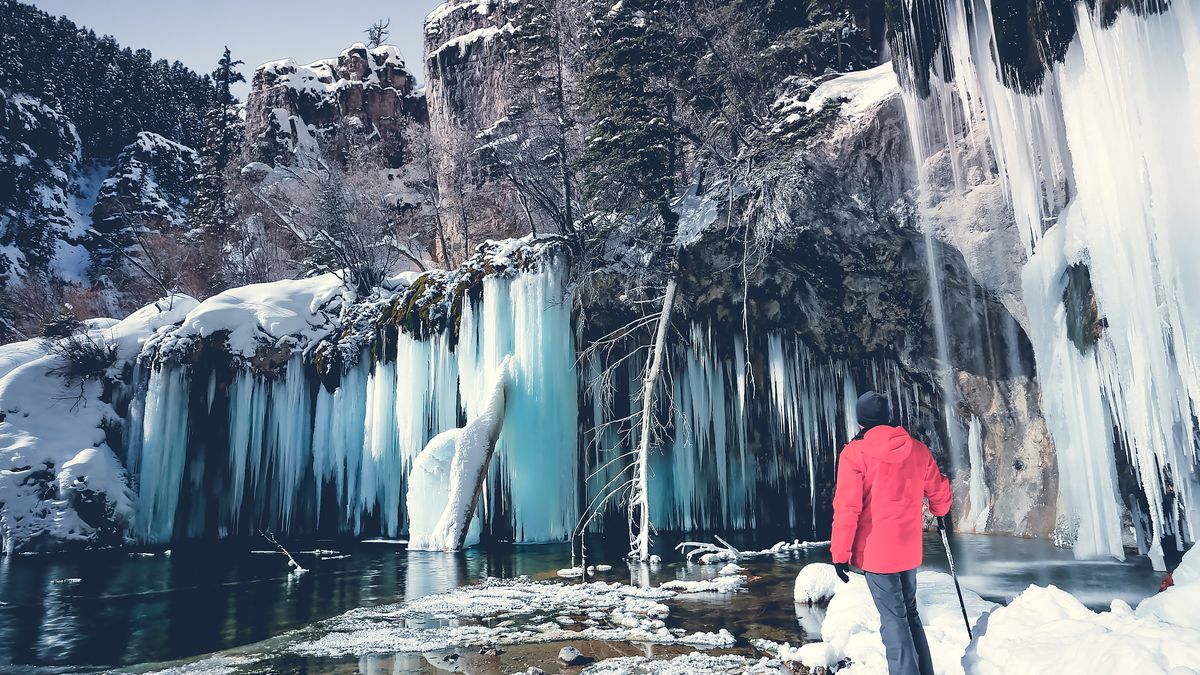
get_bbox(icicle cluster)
[584,323,929,535]
[128,246,578,545]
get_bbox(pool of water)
[0,532,1165,673]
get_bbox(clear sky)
[28,0,446,98]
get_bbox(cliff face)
[423,0,524,255]
[243,43,426,169]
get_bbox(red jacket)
[831,425,952,573]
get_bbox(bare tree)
[365,18,391,48]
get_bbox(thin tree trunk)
[631,277,677,561]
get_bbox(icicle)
[964,416,991,533]
[461,257,579,542]
[134,365,191,543]
[226,367,266,530]
[899,0,1200,565]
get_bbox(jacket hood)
[860,425,914,463]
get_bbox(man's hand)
[834,562,850,583]
[937,515,948,532]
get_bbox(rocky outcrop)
[243,43,426,168]
[90,132,198,239]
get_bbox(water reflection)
[794,602,827,639]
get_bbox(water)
[0,533,1162,673]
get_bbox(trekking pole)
[937,515,973,640]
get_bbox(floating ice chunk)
[661,575,744,594]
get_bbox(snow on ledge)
[802,63,900,119]
[156,274,348,358]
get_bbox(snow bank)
[794,562,841,604]
[968,545,1200,672]
[1137,546,1200,630]
[406,357,511,551]
[427,23,516,62]
[0,296,197,551]
[968,582,1200,673]
[792,563,996,674]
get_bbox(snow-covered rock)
[558,645,585,664]
[245,42,424,169]
[147,274,347,361]
[90,131,197,236]
[794,562,841,604]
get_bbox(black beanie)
[856,390,891,428]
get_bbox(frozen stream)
[0,533,1163,672]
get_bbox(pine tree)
[189,47,244,238]
[577,0,698,562]
[186,47,244,291]
[578,0,691,238]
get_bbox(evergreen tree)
[186,47,244,291]
[578,0,694,237]
[189,47,244,239]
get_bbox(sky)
[28,0,446,98]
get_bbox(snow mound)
[0,296,197,552]
[794,562,841,604]
[1136,545,1200,630]
[800,570,996,674]
[968,583,1200,673]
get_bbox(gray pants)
[864,569,935,675]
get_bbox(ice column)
[133,366,191,543]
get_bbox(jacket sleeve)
[830,447,863,565]
[923,445,953,517]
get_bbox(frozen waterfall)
[128,256,579,545]
[894,0,1200,567]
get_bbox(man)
[831,390,952,675]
